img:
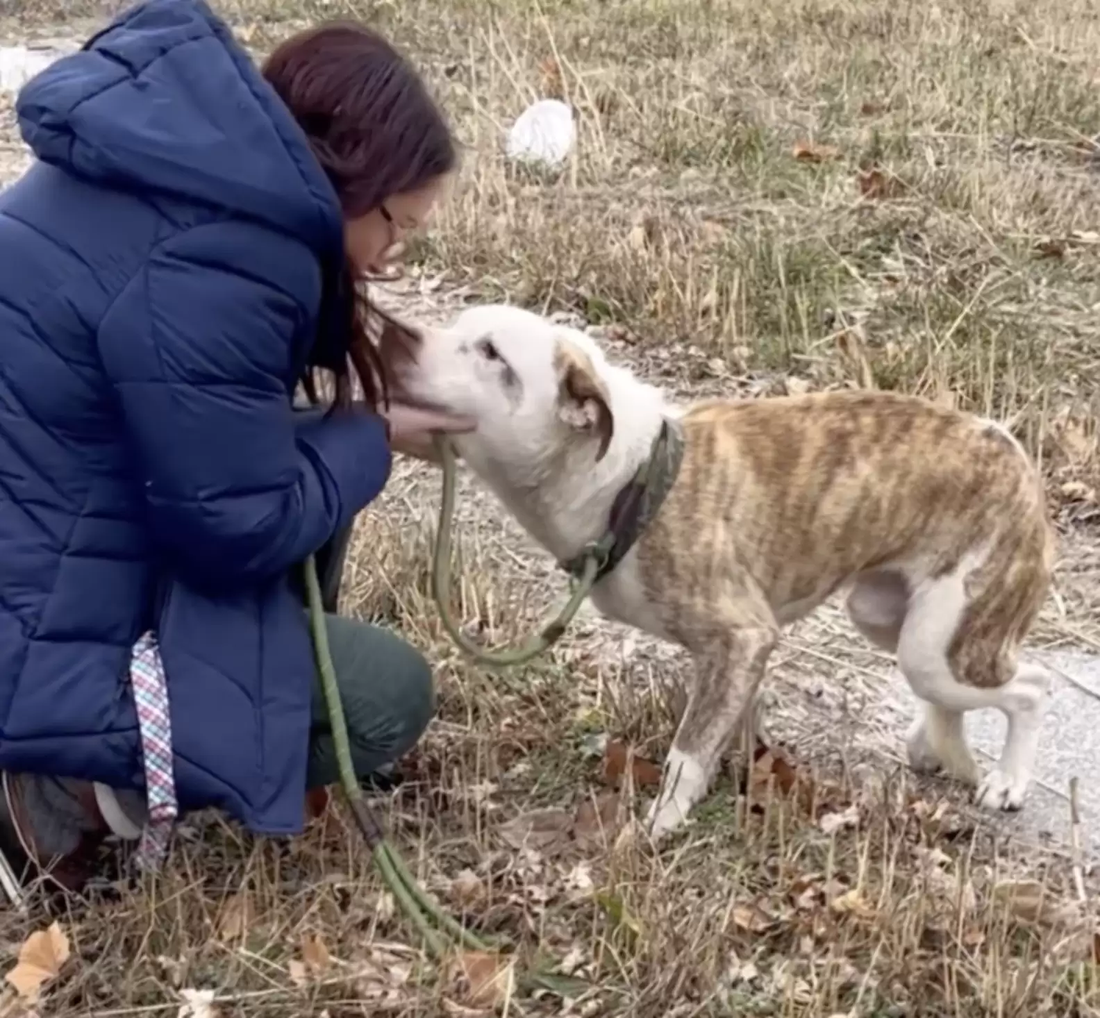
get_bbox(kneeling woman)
[0,0,470,894]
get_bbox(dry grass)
[223,0,1100,500]
[7,506,1100,1018]
[2,0,1100,1014]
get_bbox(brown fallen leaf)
[572,790,625,850]
[601,740,663,789]
[830,888,876,920]
[289,932,332,986]
[859,99,888,116]
[991,879,1080,927]
[960,925,986,948]
[449,869,488,909]
[992,879,1047,922]
[789,875,825,911]
[215,892,252,942]
[499,808,574,854]
[792,140,840,163]
[1034,237,1066,259]
[1092,928,1100,964]
[301,932,331,977]
[731,901,777,934]
[749,748,800,799]
[5,922,71,1002]
[907,797,968,839]
[445,950,516,1010]
[856,167,907,200]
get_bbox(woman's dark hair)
[262,22,457,411]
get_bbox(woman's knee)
[389,640,435,754]
[325,616,436,757]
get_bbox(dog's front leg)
[645,620,777,841]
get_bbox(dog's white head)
[400,304,617,474]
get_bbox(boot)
[0,772,112,902]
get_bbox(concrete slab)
[875,648,1100,859]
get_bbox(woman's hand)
[378,402,476,463]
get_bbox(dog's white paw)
[974,768,1029,812]
[644,748,707,841]
[905,718,942,774]
[643,794,692,841]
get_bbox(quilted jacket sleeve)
[97,219,392,590]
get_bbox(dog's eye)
[477,338,501,361]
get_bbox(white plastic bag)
[505,98,576,170]
[0,44,74,96]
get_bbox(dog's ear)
[368,309,423,403]
[554,339,614,461]
[374,309,422,370]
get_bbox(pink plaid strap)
[129,632,178,871]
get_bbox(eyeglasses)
[366,204,408,281]
[378,203,399,243]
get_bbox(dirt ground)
[2,1,1100,1015]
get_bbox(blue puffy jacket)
[0,0,393,834]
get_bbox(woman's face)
[344,176,448,278]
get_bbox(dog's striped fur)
[400,305,1056,840]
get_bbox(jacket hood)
[16,0,343,256]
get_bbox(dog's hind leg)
[972,661,1049,809]
[845,571,974,779]
[896,560,1049,811]
[646,593,778,841]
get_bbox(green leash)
[300,425,676,982]
[304,554,492,961]
[429,425,680,668]
[429,436,607,667]
[305,556,591,998]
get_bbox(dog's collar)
[558,417,685,584]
